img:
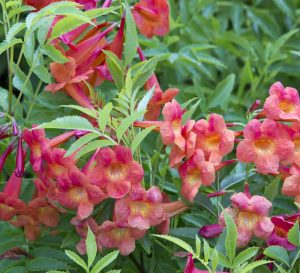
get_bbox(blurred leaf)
[224,210,237,264]
[90,250,119,273]
[287,221,300,247]
[65,250,87,271]
[86,227,97,268]
[263,246,289,266]
[153,234,194,253]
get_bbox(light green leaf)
[153,234,194,253]
[232,247,259,268]
[136,85,155,119]
[38,17,54,45]
[124,5,138,66]
[0,38,22,56]
[105,270,121,273]
[36,115,95,131]
[263,246,289,266]
[90,250,119,273]
[24,32,35,66]
[287,221,300,247]
[224,210,237,263]
[264,176,281,202]
[65,132,99,157]
[182,99,200,123]
[211,249,219,272]
[75,139,116,159]
[42,44,69,63]
[195,235,201,257]
[98,103,113,132]
[13,64,33,97]
[131,126,156,153]
[240,260,272,273]
[203,239,210,263]
[33,65,51,83]
[60,105,97,118]
[6,22,26,42]
[65,250,88,271]
[28,257,70,271]
[86,227,97,268]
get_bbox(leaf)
[90,250,119,273]
[0,38,22,55]
[65,132,99,157]
[263,246,289,266]
[287,221,300,247]
[33,65,51,83]
[124,5,138,66]
[86,227,97,268]
[103,50,124,90]
[38,17,54,45]
[241,260,273,273]
[105,270,121,273]
[182,99,201,123]
[13,64,33,97]
[98,103,113,132]
[6,22,26,42]
[75,139,116,159]
[47,271,67,273]
[65,250,88,271]
[131,126,156,153]
[264,176,281,202]
[224,210,237,264]
[28,257,70,271]
[211,249,219,272]
[42,44,69,63]
[60,105,97,118]
[209,74,235,109]
[24,32,35,66]
[203,239,210,263]
[36,115,95,131]
[195,235,201,257]
[116,111,144,141]
[152,234,194,253]
[136,85,155,119]
[232,247,259,268]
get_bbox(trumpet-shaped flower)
[236,119,294,174]
[281,165,300,204]
[219,191,274,248]
[0,172,25,221]
[97,220,146,255]
[55,170,107,220]
[263,81,300,121]
[24,0,59,10]
[89,145,144,199]
[193,114,235,166]
[132,0,169,38]
[114,186,164,230]
[178,149,215,202]
[267,216,296,251]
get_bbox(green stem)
[8,45,14,115]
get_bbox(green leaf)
[105,270,121,273]
[98,103,113,132]
[124,5,138,66]
[131,126,156,153]
[33,65,51,83]
[264,176,281,202]
[211,249,219,272]
[136,85,155,119]
[60,105,97,118]
[103,50,124,90]
[42,44,69,63]
[195,235,201,257]
[90,250,119,273]
[86,227,97,268]
[116,111,144,141]
[241,260,273,273]
[232,247,259,268]
[36,115,95,131]
[65,250,88,271]
[263,246,289,266]
[182,99,201,123]
[209,74,235,109]
[152,234,194,253]
[24,32,35,66]
[0,38,22,56]
[13,64,33,97]
[288,221,300,247]
[203,239,210,263]
[75,139,116,159]
[47,271,67,273]
[28,257,70,272]
[38,17,54,45]
[224,210,237,264]
[65,132,99,157]
[6,22,26,42]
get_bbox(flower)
[0,172,25,221]
[193,114,235,166]
[23,0,59,10]
[76,0,98,10]
[54,169,107,220]
[114,186,164,230]
[236,118,294,174]
[219,191,274,248]
[263,81,300,121]
[281,165,300,204]
[132,0,170,38]
[267,216,296,251]
[184,253,228,273]
[97,220,146,255]
[89,145,144,199]
[178,149,215,202]
[199,224,224,239]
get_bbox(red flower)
[114,186,164,230]
[97,220,146,255]
[89,145,144,199]
[132,0,170,38]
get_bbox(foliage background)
[1,0,300,272]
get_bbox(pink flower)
[267,216,296,251]
[219,191,274,248]
[178,149,215,202]
[54,169,107,220]
[89,145,144,199]
[193,114,235,166]
[114,186,164,230]
[263,81,300,121]
[281,165,300,204]
[97,220,146,255]
[236,119,294,174]
[184,253,228,273]
[132,0,170,38]
[199,224,224,239]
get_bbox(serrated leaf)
[42,44,69,63]
[136,85,155,119]
[86,227,97,268]
[203,239,210,263]
[264,176,280,202]
[98,103,113,132]
[195,235,201,257]
[211,249,219,272]
[124,5,138,66]
[90,250,119,273]
[60,105,97,118]
[6,22,26,42]
[65,250,87,271]
[288,221,300,247]
[28,257,70,271]
[0,38,22,56]
[75,139,116,159]
[263,246,289,266]
[24,32,35,66]
[232,247,259,268]
[131,126,156,153]
[33,65,51,83]
[153,234,194,253]
[36,115,95,131]
[224,210,237,264]
[241,260,272,273]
